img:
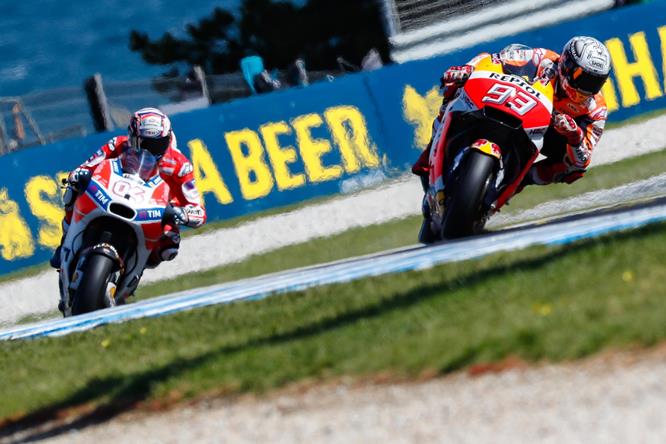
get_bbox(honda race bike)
[57,150,179,316]
[420,54,555,242]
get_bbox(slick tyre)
[72,254,114,315]
[442,150,496,239]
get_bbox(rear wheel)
[71,254,115,315]
[442,150,497,238]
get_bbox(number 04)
[481,84,536,116]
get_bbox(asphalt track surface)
[2,196,665,342]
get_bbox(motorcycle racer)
[50,107,206,270]
[412,36,611,192]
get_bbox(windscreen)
[499,44,540,83]
[120,149,158,181]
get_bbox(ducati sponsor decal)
[136,208,164,222]
[86,181,112,209]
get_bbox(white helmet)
[128,107,172,158]
[558,36,611,102]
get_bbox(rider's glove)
[440,65,474,88]
[536,58,557,82]
[67,168,92,192]
[171,206,189,226]
[172,205,205,228]
[552,112,584,146]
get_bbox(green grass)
[2,223,666,423]
[0,263,50,285]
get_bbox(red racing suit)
[63,134,207,264]
[412,47,608,186]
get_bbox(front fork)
[424,140,502,224]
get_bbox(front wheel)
[71,254,115,315]
[442,150,497,239]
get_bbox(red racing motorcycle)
[420,54,555,242]
[56,150,179,315]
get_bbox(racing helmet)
[558,36,611,102]
[128,107,172,159]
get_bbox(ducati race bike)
[56,150,179,316]
[420,54,555,242]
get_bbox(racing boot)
[146,229,180,269]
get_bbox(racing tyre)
[442,150,496,238]
[71,254,114,315]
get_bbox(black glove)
[172,206,189,226]
[68,168,92,192]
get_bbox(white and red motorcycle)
[57,150,178,316]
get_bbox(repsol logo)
[488,73,542,98]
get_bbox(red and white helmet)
[128,107,172,158]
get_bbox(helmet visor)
[133,135,170,157]
[567,67,607,95]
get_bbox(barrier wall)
[1,1,665,274]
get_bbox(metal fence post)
[193,65,211,105]
[378,0,400,37]
[84,73,113,132]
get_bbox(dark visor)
[139,136,169,156]
[568,71,607,95]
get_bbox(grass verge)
[1,222,666,424]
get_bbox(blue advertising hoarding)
[1,1,666,274]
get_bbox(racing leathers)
[411,48,608,188]
[56,134,206,268]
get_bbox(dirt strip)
[5,346,664,444]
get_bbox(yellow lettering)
[293,113,343,182]
[187,139,234,205]
[225,129,274,200]
[606,32,662,108]
[601,78,620,113]
[659,26,666,91]
[259,122,305,191]
[402,85,441,149]
[0,188,34,260]
[324,106,379,174]
[24,176,64,248]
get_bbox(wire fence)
[391,0,504,33]
[0,66,346,156]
